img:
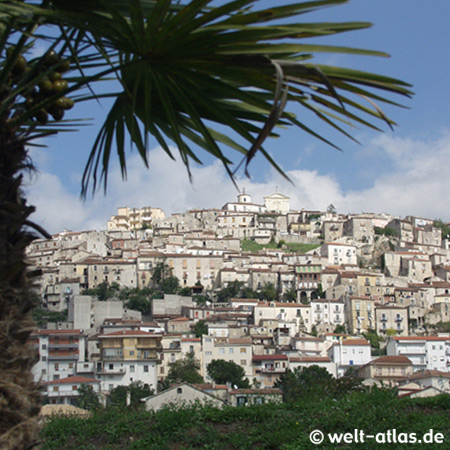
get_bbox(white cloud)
[25,131,450,234]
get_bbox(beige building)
[359,355,413,386]
[107,206,165,231]
[346,296,376,334]
[356,272,385,300]
[143,383,225,411]
[253,302,312,334]
[202,336,253,380]
[158,335,202,382]
[97,330,161,393]
[375,304,408,336]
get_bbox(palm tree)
[0,0,411,447]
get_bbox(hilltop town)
[28,191,450,408]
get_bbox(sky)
[23,0,450,234]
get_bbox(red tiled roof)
[369,356,412,365]
[45,376,99,385]
[392,336,450,341]
[230,388,282,395]
[99,330,160,338]
[253,354,288,361]
[342,339,370,346]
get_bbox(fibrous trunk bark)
[0,133,42,449]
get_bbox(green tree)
[207,359,250,388]
[76,384,101,412]
[363,329,382,349]
[166,353,204,385]
[433,219,450,240]
[31,307,68,328]
[178,286,192,296]
[0,1,411,446]
[275,366,333,402]
[283,289,297,302]
[82,281,118,301]
[259,282,277,301]
[161,276,180,295]
[215,280,243,302]
[151,262,172,287]
[192,320,208,338]
[334,324,347,334]
[124,294,152,315]
[108,381,153,408]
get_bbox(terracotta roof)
[409,370,450,380]
[392,336,450,341]
[230,388,282,395]
[99,330,161,338]
[45,376,99,385]
[369,356,412,365]
[33,329,82,336]
[342,339,370,346]
[253,354,288,361]
[194,383,228,391]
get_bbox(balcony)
[48,344,78,350]
[261,367,286,374]
[48,354,79,361]
[395,317,404,322]
[380,317,388,322]
[97,369,125,376]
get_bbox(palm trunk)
[0,133,42,449]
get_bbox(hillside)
[40,389,450,449]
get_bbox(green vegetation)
[31,307,68,328]
[240,239,320,254]
[165,353,204,386]
[374,226,398,237]
[207,360,250,389]
[108,382,154,408]
[82,281,121,301]
[433,219,450,240]
[76,385,101,412]
[362,329,382,350]
[40,389,450,449]
[192,320,208,338]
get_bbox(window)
[130,350,135,356]
[42,356,47,362]
[144,365,149,373]
[240,348,247,353]
[54,363,59,371]
[69,363,74,369]
[109,364,114,370]
[177,388,183,394]
[240,359,247,366]
[53,386,59,392]
[130,365,135,373]
[219,348,225,355]
[72,385,77,391]
[229,348,234,354]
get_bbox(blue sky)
[25,0,450,233]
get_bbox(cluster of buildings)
[27,192,450,407]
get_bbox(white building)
[327,338,372,377]
[321,242,357,266]
[386,336,450,373]
[44,375,100,405]
[264,191,290,214]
